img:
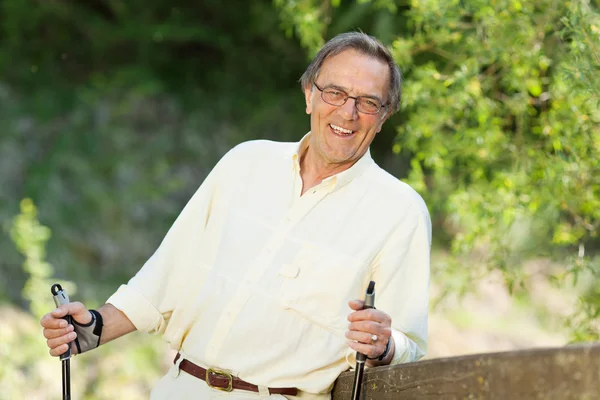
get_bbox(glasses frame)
[313,82,387,115]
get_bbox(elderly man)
[41,32,431,399]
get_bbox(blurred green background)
[1,0,599,398]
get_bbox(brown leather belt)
[174,353,298,396]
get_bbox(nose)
[338,98,358,120]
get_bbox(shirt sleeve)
[106,150,231,335]
[373,203,432,364]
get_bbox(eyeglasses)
[313,82,386,115]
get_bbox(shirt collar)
[291,132,373,192]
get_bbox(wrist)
[366,336,395,367]
[367,336,391,360]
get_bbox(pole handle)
[51,283,73,361]
[356,281,375,362]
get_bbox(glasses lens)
[322,89,348,105]
[319,85,382,114]
[357,98,381,114]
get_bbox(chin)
[327,151,355,164]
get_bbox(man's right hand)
[40,302,91,357]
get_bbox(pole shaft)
[62,359,71,400]
[351,362,365,400]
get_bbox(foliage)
[10,198,64,318]
[0,0,306,91]
[560,0,600,102]
[0,0,312,304]
[1,200,166,400]
[274,0,327,55]
[0,4,310,396]
[394,0,599,340]
[1,1,599,398]
[276,0,600,340]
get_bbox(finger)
[348,299,364,310]
[348,321,392,346]
[348,308,389,324]
[40,313,69,329]
[347,340,385,359]
[49,302,83,318]
[43,325,74,340]
[345,330,378,344]
[348,320,381,334]
[48,340,79,357]
[50,302,91,324]
[46,331,77,350]
[49,343,71,358]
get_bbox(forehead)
[318,49,390,98]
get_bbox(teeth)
[330,124,353,135]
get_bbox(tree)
[275,0,600,339]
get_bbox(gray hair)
[300,32,402,114]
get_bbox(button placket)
[204,179,330,363]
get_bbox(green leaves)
[273,0,328,56]
[10,199,75,319]
[1,0,598,363]
[400,0,600,339]
[275,0,600,340]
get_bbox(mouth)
[328,123,355,137]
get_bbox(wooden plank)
[332,344,600,400]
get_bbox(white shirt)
[107,134,431,397]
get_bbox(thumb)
[348,299,365,310]
[51,302,92,324]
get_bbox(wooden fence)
[332,343,600,399]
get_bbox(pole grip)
[51,283,73,361]
[356,281,375,362]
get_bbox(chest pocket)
[277,244,368,337]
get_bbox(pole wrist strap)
[367,337,391,361]
[72,309,103,354]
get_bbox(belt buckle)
[206,368,233,392]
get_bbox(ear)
[304,86,313,115]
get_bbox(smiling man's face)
[304,49,390,170]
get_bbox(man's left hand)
[346,299,395,366]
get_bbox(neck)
[298,146,356,195]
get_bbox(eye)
[326,89,344,97]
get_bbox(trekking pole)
[51,283,72,400]
[351,281,375,400]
